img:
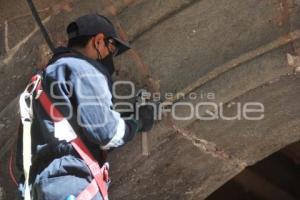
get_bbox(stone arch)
[0,0,300,199]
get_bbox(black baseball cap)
[67,14,131,56]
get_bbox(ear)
[94,33,105,49]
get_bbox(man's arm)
[44,61,139,150]
[71,70,139,150]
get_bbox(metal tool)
[136,89,151,156]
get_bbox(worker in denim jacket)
[17,14,154,200]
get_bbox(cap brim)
[113,37,131,56]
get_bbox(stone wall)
[0,0,300,199]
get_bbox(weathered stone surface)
[0,187,4,200]
[171,46,293,128]
[0,0,300,199]
[118,0,200,41]
[187,75,300,165]
[110,134,241,200]
[108,74,300,199]
[127,0,300,94]
[0,24,5,56]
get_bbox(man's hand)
[136,104,155,132]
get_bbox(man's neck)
[72,47,87,56]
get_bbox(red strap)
[33,77,108,200]
[36,81,63,122]
[72,138,108,200]
[76,179,98,200]
[9,148,18,186]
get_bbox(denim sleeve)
[44,58,138,149]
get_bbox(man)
[17,14,154,200]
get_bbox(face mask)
[95,42,115,76]
[97,53,115,75]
